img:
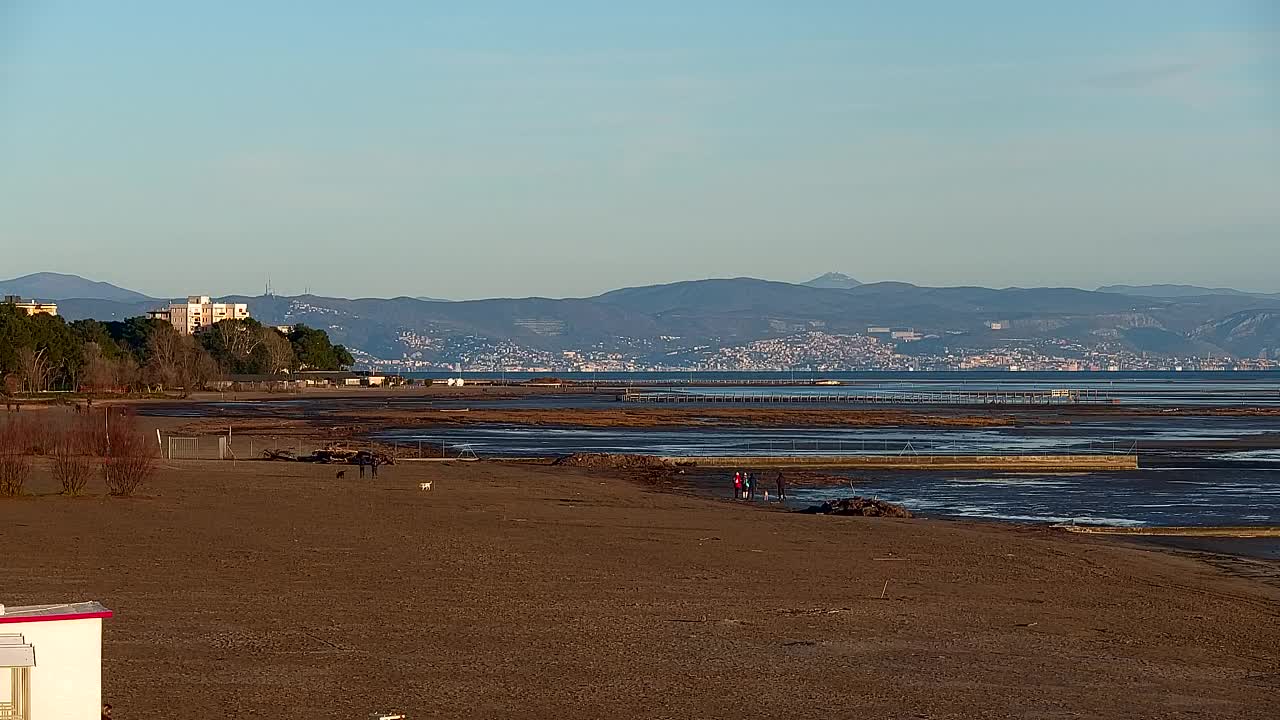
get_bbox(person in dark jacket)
[775,471,787,501]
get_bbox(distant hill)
[0,272,155,302]
[802,272,862,289]
[1098,284,1275,299]
[1192,310,1280,358]
[43,273,1280,361]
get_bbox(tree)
[16,347,52,393]
[188,343,220,390]
[261,328,295,375]
[81,342,116,393]
[288,324,354,370]
[144,325,188,391]
[201,319,267,374]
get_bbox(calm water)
[791,469,1280,527]
[374,416,1277,462]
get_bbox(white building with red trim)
[0,601,112,720]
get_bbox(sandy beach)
[3,443,1279,718]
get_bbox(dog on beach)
[336,470,346,479]
[420,481,432,491]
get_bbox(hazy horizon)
[2,2,1277,299]
[5,269,1280,303]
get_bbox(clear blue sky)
[1,1,1277,299]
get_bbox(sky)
[1,1,1277,299]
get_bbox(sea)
[158,371,1280,554]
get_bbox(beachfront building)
[1,296,58,317]
[147,295,249,335]
[0,601,112,720]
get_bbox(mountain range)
[5,272,1280,362]
[1097,284,1280,300]
[0,272,155,303]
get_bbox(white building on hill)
[0,601,112,720]
[147,295,249,335]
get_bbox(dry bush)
[77,407,112,457]
[18,415,52,455]
[103,410,157,497]
[0,418,33,497]
[52,417,97,496]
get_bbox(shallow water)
[791,469,1280,528]
[374,416,1276,459]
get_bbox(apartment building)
[2,295,58,316]
[147,295,249,335]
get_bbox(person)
[371,457,380,479]
[748,472,757,500]
[732,471,742,499]
[357,457,366,479]
[775,471,787,501]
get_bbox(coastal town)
[361,329,1280,374]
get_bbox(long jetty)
[662,454,1138,471]
[623,389,1109,405]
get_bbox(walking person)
[775,471,787,501]
[358,457,366,479]
[748,472,758,501]
[733,471,742,499]
[371,457,380,479]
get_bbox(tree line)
[0,305,354,395]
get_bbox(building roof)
[0,601,113,625]
[297,370,359,379]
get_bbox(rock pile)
[798,497,913,518]
[551,453,673,470]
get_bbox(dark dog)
[336,470,347,479]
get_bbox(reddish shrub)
[102,411,157,497]
[0,418,32,497]
[52,417,97,496]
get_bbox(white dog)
[419,481,432,491]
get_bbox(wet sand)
[3,456,1279,718]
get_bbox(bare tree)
[16,347,52,393]
[210,321,264,372]
[81,342,115,394]
[144,327,187,391]
[261,328,295,376]
[188,344,220,391]
[112,354,141,393]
